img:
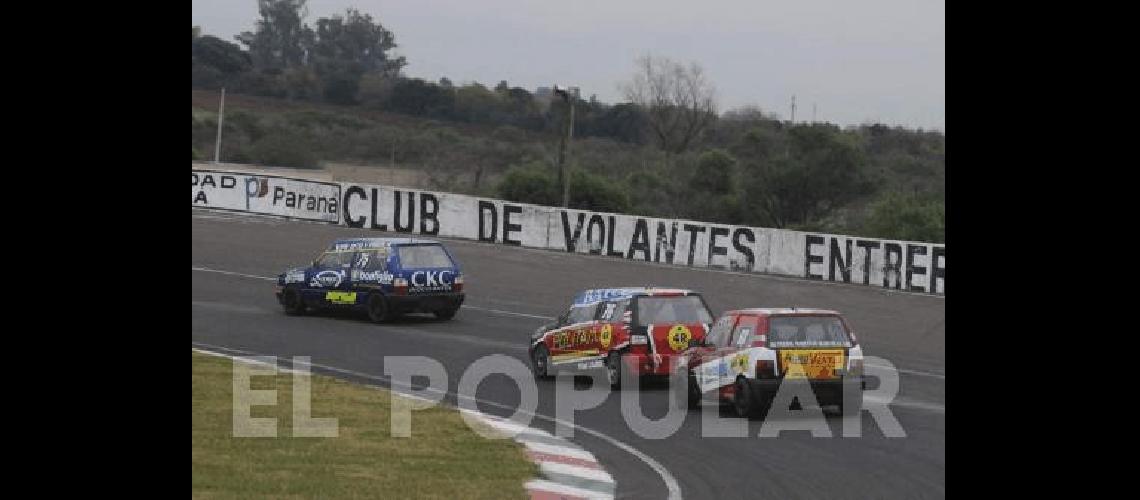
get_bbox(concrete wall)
[193,166,945,295]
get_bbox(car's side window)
[315,251,352,269]
[706,315,736,347]
[597,300,628,322]
[731,316,759,347]
[565,304,598,325]
[354,250,387,271]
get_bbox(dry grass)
[191,351,535,499]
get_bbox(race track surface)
[192,210,945,499]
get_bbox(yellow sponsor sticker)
[730,353,750,374]
[325,291,357,305]
[779,349,846,379]
[667,324,692,352]
[600,324,613,349]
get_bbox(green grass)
[191,351,535,499]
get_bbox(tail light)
[453,275,464,292]
[750,334,767,348]
[755,360,775,379]
[848,358,864,377]
[393,277,408,295]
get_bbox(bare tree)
[622,54,717,154]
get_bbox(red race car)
[528,287,715,388]
[676,308,865,417]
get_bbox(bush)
[249,131,319,169]
[862,191,944,243]
[496,163,559,206]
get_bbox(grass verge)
[192,351,535,499]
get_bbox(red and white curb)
[459,409,616,500]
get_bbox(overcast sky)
[192,0,944,131]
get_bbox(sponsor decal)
[730,352,750,374]
[408,270,453,292]
[599,324,613,349]
[284,269,306,284]
[325,291,357,305]
[778,349,845,379]
[310,270,344,288]
[576,359,604,370]
[666,324,693,352]
[356,270,394,284]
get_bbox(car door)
[548,303,600,369]
[304,249,354,306]
[692,314,739,392]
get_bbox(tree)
[742,125,871,228]
[691,149,736,194]
[193,35,252,76]
[235,0,314,71]
[622,54,717,154]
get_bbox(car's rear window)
[397,244,455,268]
[635,296,713,326]
[768,316,850,348]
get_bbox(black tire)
[531,345,552,379]
[733,377,762,418]
[282,288,306,316]
[367,294,389,323]
[687,372,702,409]
[434,307,457,320]
[605,351,624,390]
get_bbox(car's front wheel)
[367,294,389,323]
[531,345,552,379]
[282,288,306,316]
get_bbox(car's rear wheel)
[531,345,552,379]
[687,372,702,409]
[367,294,389,323]
[282,288,306,316]
[733,377,762,418]
[605,351,624,390]
[434,307,458,320]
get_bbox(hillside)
[192,89,944,242]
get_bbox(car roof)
[571,287,696,306]
[728,308,841,317]
[328,237,441,250]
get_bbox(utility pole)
[790,94,796,124]
[554,85,578,208]
[214,87,226,164]
[812,103,817,123]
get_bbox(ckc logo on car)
[410,271,452,287]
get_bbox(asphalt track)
[192,209,946,499]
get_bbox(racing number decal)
[325,291,357,305]
[667,324,692,352]
[600,324,613,349]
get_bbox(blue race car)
[275,237,465,322]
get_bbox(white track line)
[523,441,599,463]
[191,266,554,321]
[525,479,613,500]
[539,461,614,483]
[192,342,680,500]
[193,208,945,300]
